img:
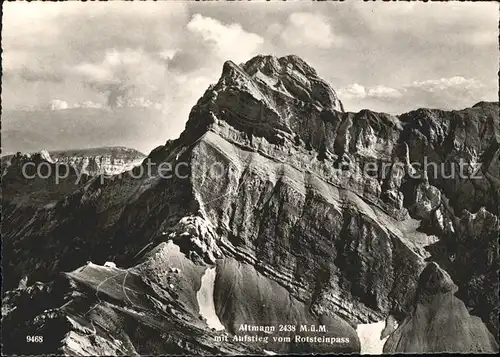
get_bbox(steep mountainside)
[2,55,498,355]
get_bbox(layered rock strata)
[2,55,498,354]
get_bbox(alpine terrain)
[2,55,499,355]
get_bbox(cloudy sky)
[2,1,499,153]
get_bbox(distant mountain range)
[1,146,145,207]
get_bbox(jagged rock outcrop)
[2,55,498,355]
[423,204,500,340]
[1,147,145,178]
[1,150,93,207]
[383,262,498,353]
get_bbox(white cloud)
[367,85,403,99]
[339,84,402,100]
[159,49,178,61]
[78,100,104,109]
[47,97,163,111]
[187,14,264,63]
[340,76,493,113]
[74,48,168,108]
[157,14,266,137]
[276,12,341,49]
[64,14,254,135]
[409,76,484,92]
[75,63,113,83]
[339,83,367,99]
[50,99,70,110]
[49,99,105,110]
[400,76,492,110]
[2,51,32,72]
[2,2,497,152]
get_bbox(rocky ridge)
[1,147,145,177]
[1,147,145,207]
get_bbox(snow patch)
[356,321,387,355]
[196,267,225,331]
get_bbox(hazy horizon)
[2,1,498,154]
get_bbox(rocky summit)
[1,55,499,355]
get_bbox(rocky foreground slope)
[2,55,499,355]
[384,262,498,353]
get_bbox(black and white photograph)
[1,0,499,355]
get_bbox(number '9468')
[26,335,43,343]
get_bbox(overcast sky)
[2,1,499,152]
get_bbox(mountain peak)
[182,54,344,148]
[416,262,458,301]
[241,54,319,78]
[217,54,343,111]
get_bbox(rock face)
[1,55,498,355]
[383,262,498,353]
[49,147,145,176]
[214,258,360,353]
